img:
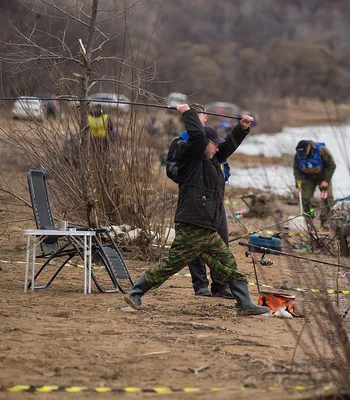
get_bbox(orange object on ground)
[258,291,296,314]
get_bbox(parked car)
[37,93,60,118]
[167,92,188,107]
[206,102,258,126]
[55,95,78,108]
[205,102,241,116]
[12,97,45,121]
[88,93,130,113]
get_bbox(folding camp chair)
[303,216,336,256]
[27,169,134,293]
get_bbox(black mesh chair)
[27,169,134,293]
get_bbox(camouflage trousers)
[145,223,247,288]
[301,180,334,225]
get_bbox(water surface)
[228,124,350,199]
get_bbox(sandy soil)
[1,183,350,400]
[1,107,350,400]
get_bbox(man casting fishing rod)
[124,104,269,316]
[166,103,234,299]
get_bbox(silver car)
[167,92,188,108]
[12,97,45,121]
[88,93,130,113]
[205,102,241,116]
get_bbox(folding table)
[24,229,96,295]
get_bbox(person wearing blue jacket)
[294,140,336,230]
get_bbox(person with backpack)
[124,104,269,317]
[294,140,336,230]
[166,103,233,299]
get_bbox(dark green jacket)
[293,140,336,185]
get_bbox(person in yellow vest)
[88,106,116,150]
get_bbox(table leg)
[84,235,87,295]
[31,236,37,291]
[24,235,31,293]
[88,235,92,294]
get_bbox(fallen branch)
[163,321,225,331]
[188,365,210,374]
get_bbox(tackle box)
[248,234,281,253]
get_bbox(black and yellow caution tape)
[1,386,219,393]
[0,259,98,270]
[0,384,334,393]
[247,282,350,295]
[287,232,335,237]
[2,259,349,295]
[175,272,350,295]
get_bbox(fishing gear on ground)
[244,247,297,318]
[229,195,350,243]
[244,250,273,266]
[239,242,350,270]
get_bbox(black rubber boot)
[212,287,235,299]
[229,280,270,316]
[124,275,152,310]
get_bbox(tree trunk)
[79,0,99,227]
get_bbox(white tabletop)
[24,229,96,236]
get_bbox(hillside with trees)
[1,0,350,108]
[1,7,350,396]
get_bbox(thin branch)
[0,188,32,208]
[96,0,144,24]
[0,218,33,226]
[91,34,120,53]
[39,0,106,37]
[0,22,84,68]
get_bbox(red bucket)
[258,291,296,315]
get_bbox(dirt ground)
[1,175,350,400]
[0,112,350,400]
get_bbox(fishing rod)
[229,195,350,243]
[238,241,350,270]
[0,97,242,120]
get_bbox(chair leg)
[90,270,118,293]
[28,234,132,294]
[92,232,134,293]
[67,239,118,293]
[28,254,74,289]
[307,219,334,256]
[104,231,134,286]
[339,235,349,257]
[86,247,119,293]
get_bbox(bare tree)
[0,0,179,260]
[0,0,158,226]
